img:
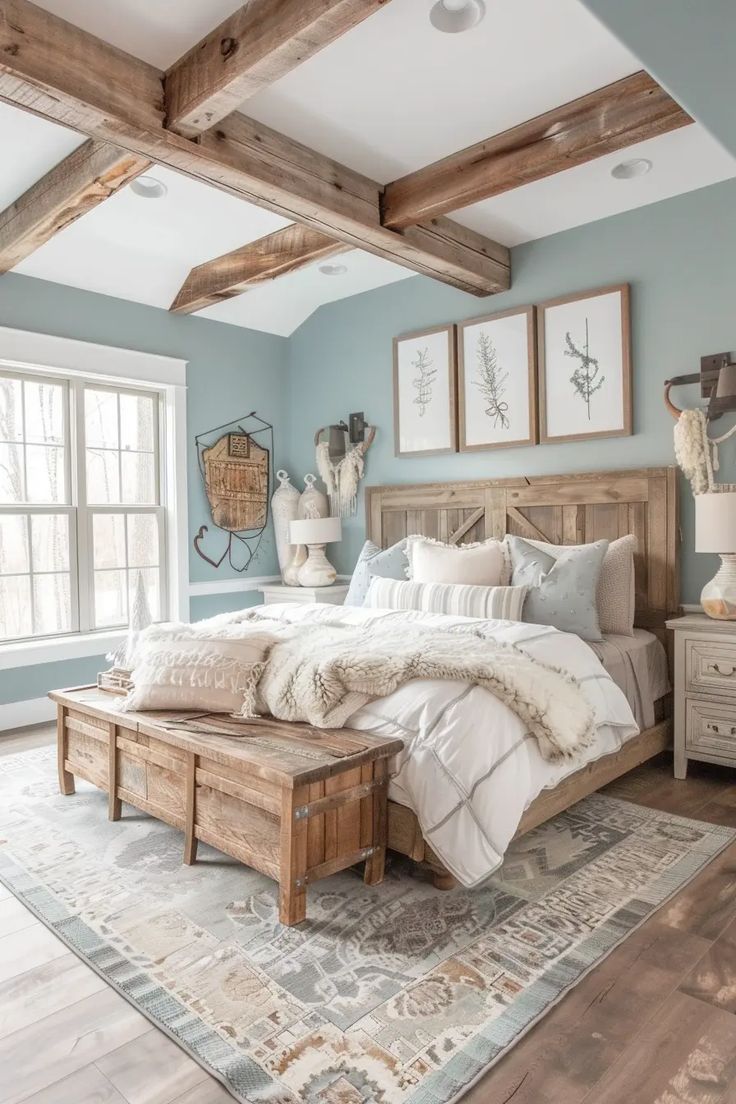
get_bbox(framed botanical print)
[538,284,632,443]
[457,306,537,451]
[393,324,457,457]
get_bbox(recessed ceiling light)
[319,263,348,276]
[130,175,168,199]
[611,158,653,180]
[430,0,485,33]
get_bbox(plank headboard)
[365,467,680,639]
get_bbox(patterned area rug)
[1,746,733,1104]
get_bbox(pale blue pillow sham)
[343,538,408,606]
[507,535,608,642]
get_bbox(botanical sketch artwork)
[565,318,604,420]
[412,346,437,417]
[474,330,509,429]
[394,325,456,456]
[459,307,536,451]
[540,285,631,443]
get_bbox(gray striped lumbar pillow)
[364,577,527,621]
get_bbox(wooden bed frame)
[365,466,680,886]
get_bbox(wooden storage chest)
[50,686,402,925]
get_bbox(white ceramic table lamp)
[696,491,736,619]
[289,516,342,587]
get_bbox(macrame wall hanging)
[193,412,273,572]
[665,355,736,496]
[314,420,376,518]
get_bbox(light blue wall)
[285,179,736,605]
[0,274,289,706]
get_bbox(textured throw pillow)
[518,533,637,636]
[122,625,279,715]
[507,535,608,642]
[365,576,528,621]
[406,535,506,586]
[344,538,408,606]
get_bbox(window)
[0,370,166,643]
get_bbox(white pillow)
[365,577,527,622]
[122,624,280,715]
[406,535,507,586]
[513,533,637,636]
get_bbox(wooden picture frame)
[457,305,537,451]
[393,324,457,457]
[538,284,632,444]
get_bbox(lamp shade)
[695,492,736,553]
[290,516,342,545]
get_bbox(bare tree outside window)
[0,371,164,643]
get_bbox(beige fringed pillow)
[121,623,282,715]
[514,534,637,636]
[406,535,507,586]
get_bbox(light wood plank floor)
[2,724,736,1104]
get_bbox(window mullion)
[26,513,35,636]
[19,377,27,502]
[73,379,93,633]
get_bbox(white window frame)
[0,326,188,669]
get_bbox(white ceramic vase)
[298,473,329,520]
[271,470,300,582]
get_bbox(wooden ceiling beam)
[0,0,510,296]
[0,139,150,273]
[382,71,693,229]
[171,225,349,314]
[165,0,392,138]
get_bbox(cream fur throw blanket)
[253,619,594,761]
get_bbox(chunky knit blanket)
[254,619,594,761]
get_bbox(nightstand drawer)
[685,698,736,758]
[685,637,736,699]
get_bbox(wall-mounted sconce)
[665,352,736,422]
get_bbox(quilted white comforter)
[250,603,639,886]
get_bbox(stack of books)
[97,667,133,695]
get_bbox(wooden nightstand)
[667,613,736,778]
[258,583,349,606]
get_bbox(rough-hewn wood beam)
[165,0,391,137]
[171,225,349,313]
[0,0,165,134]
[0,0,510,296]
[0,139,150,272]
[382,71,693,229]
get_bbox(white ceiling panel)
[245,0,642,181]
[15,165,291,309]
[198,249,414,337]
[0,101,85,210]
[454,124,736,246]
[31,0,243,67]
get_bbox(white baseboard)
[1,697,56,732]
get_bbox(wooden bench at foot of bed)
[50,686,402,926]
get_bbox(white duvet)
[248,602,639,886]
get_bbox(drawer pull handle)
[708,663,736,677]
[705,722,736,736]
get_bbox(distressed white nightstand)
[667,613,736,779]
[258,583,349,606]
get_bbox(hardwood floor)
[2,725,736,1104]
